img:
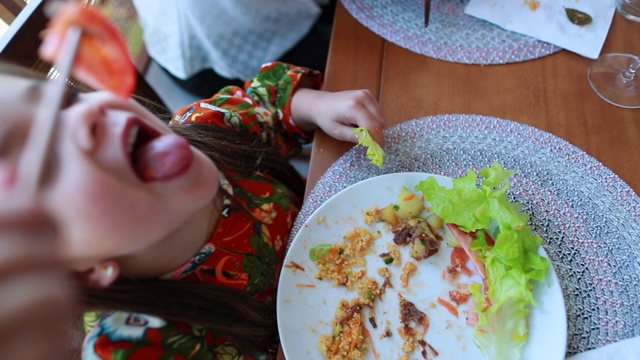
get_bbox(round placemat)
[291,114,640,356]
[342,0,561,64]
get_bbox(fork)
[424,0,432,27]
[14,26,82,203]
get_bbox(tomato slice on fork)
[38,2,137,98]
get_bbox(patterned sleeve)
[170,62,323,159]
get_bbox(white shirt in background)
[132,0,325,81]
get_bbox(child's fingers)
[350,108,386,145]
[0,208,61,273]
[311,89,387,145]
[0,288,73,360]
[0,271,73,334]
[345,91,386,145]
[0,208,75,359]
[359,92,388,129]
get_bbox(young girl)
[0,61,386,359]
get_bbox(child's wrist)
[291,88,321,132]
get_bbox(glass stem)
[620,59,640,82]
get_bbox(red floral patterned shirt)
[83,62,322,360]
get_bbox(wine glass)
[617,0,640,21]
[588,52,640,108]
[587,0,640,108]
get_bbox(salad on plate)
[277,163,565,360]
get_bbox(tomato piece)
[450,247,474,277]
[38,2,137,98]
[449,289,471,304]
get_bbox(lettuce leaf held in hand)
[416,162,550,360]
[353,127,384,168]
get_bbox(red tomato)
[449,289,471,304]
[450,247,474,277]
[38,2,137,98]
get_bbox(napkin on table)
[565,336,640,360]
[464,0,616,59]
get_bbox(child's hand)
[0,207,76,360]
[291,88,387,145]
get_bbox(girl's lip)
[121,116,161,173]
[120,115,194,183]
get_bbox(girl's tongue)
[132,134,193,182]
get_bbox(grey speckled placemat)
[342,0,561,64]
[292,114,640,357]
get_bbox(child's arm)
[172,62,386,157]
[0,207,75,360]
[290,88,387,146]
[172,62,323,159]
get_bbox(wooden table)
[278,4,640,359]
[306,1,640,199]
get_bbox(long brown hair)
[172,122,306,199]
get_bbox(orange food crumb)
[525,0,540,11]
[285,261,305,271]
[295,283,316,288]
[437,297,459,318]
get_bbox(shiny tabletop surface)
[306,1,640,199]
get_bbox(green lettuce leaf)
[415,162,550,360]
[353,127,384,168]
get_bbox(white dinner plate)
[277,172,567,360]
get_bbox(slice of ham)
[446,223,488,279]
[448,223,496,327]
[38,2,137,98]
[466,298,479,326]
[133,135,193,182]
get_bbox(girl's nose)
[66,104,106,153]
